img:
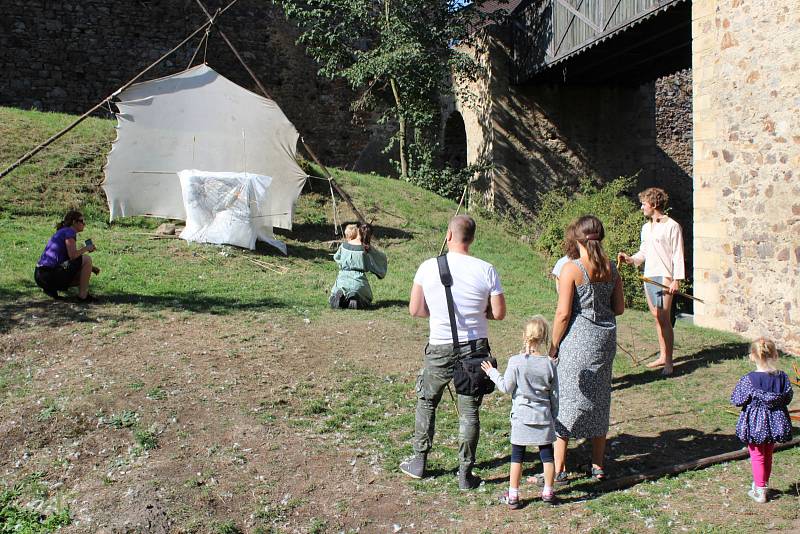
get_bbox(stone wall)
[692,0,800,354]
[0,0,370,166]
[454,29,693,227]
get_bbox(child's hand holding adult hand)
[480,360,494,375]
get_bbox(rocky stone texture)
[692,0,799,353]
[0,0,371,167]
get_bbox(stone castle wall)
[0,0,370,166]
[456,30,693,230]
[692,0,799,353]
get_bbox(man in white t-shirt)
[399,215,506,489]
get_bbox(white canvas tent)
[103,64,307,242]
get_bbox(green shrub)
[533,176,647,310]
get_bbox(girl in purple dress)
[731,338,794,503]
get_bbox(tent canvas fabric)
[103,64,307,231]
[178,170,287,253]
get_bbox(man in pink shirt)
[618,188,685,376]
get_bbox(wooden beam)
[603,0,624,31]
[553,0,586,57]
[554,0,602,33]
[601,436,800,492]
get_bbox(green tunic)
[330,243,388,304]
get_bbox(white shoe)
[748,483,767,503]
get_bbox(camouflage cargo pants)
[413,339,488,470]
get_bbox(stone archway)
[442,111,468,170]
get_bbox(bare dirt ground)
[2,297,799,533]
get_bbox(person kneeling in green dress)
[329,223,387,309]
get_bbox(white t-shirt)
[631,217,685,279]
[552,255,570,278]
[413,252,504,344]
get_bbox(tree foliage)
[274,0,507,181]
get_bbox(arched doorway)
[442,111,467,170]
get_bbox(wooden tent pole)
[0,0,239,180]
[600,436,800,492]
[193,0,367,225]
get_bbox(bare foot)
[646,360,666,369]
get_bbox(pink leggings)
[748,443,774,488]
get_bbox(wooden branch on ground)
[616,341,640,367]
[600,436,800,492]
[246,256,288,274]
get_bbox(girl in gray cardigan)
[482,316,559,508]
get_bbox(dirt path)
[1,298,797,532]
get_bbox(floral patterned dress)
[731,371,793,444]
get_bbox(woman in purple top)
[731,338,794,504]
[34,210,99,302]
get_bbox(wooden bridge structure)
[509,0,691,84]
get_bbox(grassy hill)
[1,106,798,533]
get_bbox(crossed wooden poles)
[0,0,367,226]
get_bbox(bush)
[533,176,647,310]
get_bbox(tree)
[274,0,506,179]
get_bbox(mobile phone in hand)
[85,239,94,248]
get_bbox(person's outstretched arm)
[482,359,516,395]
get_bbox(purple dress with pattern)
[730,371,793,444]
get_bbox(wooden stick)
[0,0,240,180]
[616,341,640,367]
[601,436,800,492]
[641,276,704,303]
[192,0,367,226]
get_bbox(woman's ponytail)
[573,215,610,279]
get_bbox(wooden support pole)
[193,0,367,225]
[0,0,239,180]
[600,436,800,492]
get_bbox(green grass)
[2,106,799,532]
[0,473,71,533]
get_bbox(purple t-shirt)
[37,227,77,267]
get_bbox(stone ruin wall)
[458,30,693,261]
[0,0,371,167]
[692,0,799,354]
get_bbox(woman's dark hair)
[562,220,579,259]
[359,223,373,252]
[57,210,83,230]
[567,215,610,279]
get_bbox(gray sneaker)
[458,467,481,490]
[399,453,426,479]
[748,483,767,503]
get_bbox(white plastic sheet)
[178,170,287,253]
[103,64,307,230]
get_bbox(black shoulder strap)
[436,254,459,346]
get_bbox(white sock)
[508,486,519,499]
[543,485,554,494]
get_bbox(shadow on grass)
[476,427,745,502]
[612,341,749,391]
[0,287,286,333]
[371,299,408,310]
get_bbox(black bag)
[436,255,497,396]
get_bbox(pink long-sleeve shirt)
[631,217,685,280]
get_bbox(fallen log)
[601,436,800,492]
